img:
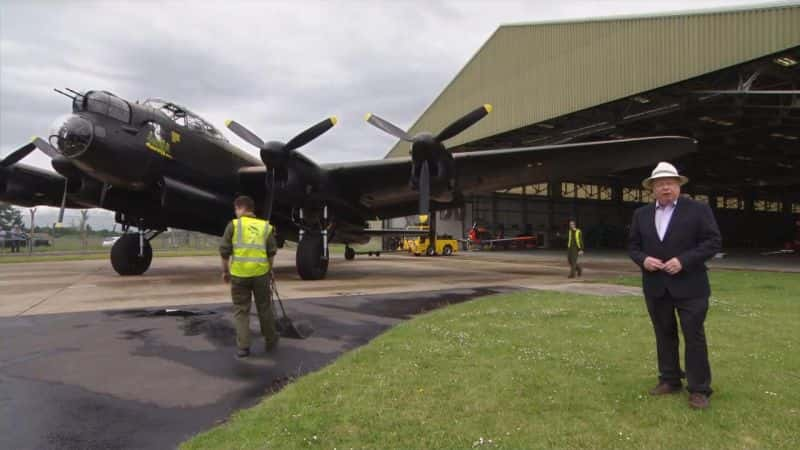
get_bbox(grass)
[0,248,217,264]
[0,236,383,263]
[182,271,799,449]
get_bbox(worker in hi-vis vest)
[219,195,279,358]
[567,219,584,278]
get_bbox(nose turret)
[49,114,93,158]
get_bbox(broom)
[270,272,314,339]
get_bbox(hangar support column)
[545,180,561,248]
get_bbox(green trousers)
[567,247,582,277]
[230,273,277,350]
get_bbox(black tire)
[442,245,453,256]
[296,233,329,280]
[425,245,436,257]
[344,246,355,261]
[110,234,152,276]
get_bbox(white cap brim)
[642,174,689,189]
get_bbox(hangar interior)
[384,4,800,250]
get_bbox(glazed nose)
[49,115,93,158]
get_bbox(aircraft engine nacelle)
[101,177,230,232]
[410,141,457,204]
[0,166,64,207]
[160,177,231,216]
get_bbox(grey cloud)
[1,0,773,227]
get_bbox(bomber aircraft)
[0,89,695,279]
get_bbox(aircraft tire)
[344,246,356,261]
[296,233,329,280]
[111,234,153,276]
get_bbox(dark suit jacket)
[628,197,722,299]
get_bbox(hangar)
[384,4,800,250]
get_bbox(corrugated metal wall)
[386,5,800,158]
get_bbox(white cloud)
[0,0,783,228]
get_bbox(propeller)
[225,116,338,220]
[365,104,492,216]
[1,137,68,226]
[365,104,492,144]
[0,142,36,168]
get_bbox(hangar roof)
[385,3,800,186]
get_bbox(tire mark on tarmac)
[14,265,104,317]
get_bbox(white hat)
[642,161,688,189]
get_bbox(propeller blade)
[365,113,414,142]
[225,120,266,149]
[418,160,430,216]
[436,104,492,142]
[264,168,276,221]
[0,142,36,167]
[57,178,68,225]
[284,116,338,152]
[32,137,60,158]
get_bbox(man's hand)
[578,250,584,256]
[222,271,231,284]
[663,257,683,275]
[643,256,665,272]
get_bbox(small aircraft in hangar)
[0,89,696,279]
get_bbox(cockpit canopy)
[143,98,227,141]
[73,90,131,123]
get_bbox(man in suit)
[628,162,722,409]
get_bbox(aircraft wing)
[0,164,77,208]
[324,136,697,214]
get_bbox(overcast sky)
[0,0,790,228]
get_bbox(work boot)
[688,393,710,409]
[649,382,682,395]
[577,266,583,277]
[236,348,250,358]
[265,335,280,353]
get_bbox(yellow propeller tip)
[30,136,38,142]
[224,119,233,127]
[364,112,373,121]
[484,104,493,113]
[54,222,65,228]
[330,116,338,126]
[418,214,429,224]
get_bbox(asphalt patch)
[0,287,511,450]
[310,286,516,319]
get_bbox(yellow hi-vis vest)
[230,216,273,278]
[568,228,583,250]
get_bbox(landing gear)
[344,245,356,261]
[296,232,329,280]
[294,206,331,280]
[111,234,153,275]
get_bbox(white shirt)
[654,199,677,241]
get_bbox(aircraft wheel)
[442,245,453,256]
[297,233,329,280]
[344,246,355,261]
[110,234,152,276]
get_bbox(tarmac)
[0,249,795,449]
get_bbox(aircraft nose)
[49,114,93,158]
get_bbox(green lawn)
[0,248,217,264]
[183,271,799,449]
